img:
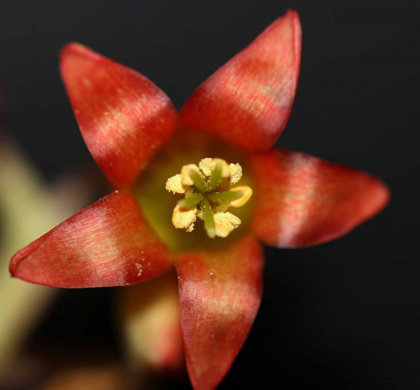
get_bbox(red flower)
[9,10,389,390]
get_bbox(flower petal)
[179,10,301,152]
[176,235,264,390]
[10,191,173,287]
[250,150,390,248]
[118,271,184,372]
[60,43,178,189]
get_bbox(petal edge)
[250,150,390,248]
[10,191,173,287]
[179,10,301,152]
[60,43,178,189]
[176,235,264,390]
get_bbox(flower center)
[132,131,255,253]
[166,158,252,239]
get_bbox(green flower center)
[166,158,252,239]
[132,132,254,253]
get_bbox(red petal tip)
[176,235,264,390]
[10,191,173,288]
[251,150,390,248]
[180,10,301,152]
[60,43,177,189]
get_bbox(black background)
[1,0,419,389]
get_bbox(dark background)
[1,0,419,389]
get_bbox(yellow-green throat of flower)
[166,158,253,239]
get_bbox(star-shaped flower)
[9,10,389,390]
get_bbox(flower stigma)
[166,158,252,239]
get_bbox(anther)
[166,158,252,239]
[181,164,200,186]
[229,186,253,208]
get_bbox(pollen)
[172,204,197,232]
[214,212,241,238]
[229,163,242,184]
[199,158,230,178]
[165,174,186,194]
[181,164,200,186]
[166,158,252,238]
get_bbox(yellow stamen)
[229,163,243,184]
[165,174,186,194]
[166,158,252,238]
[199,158,230,178]
[181,164,201,186]
[214,212,241,238]
[172,205,197,232]
[230,186,253,208]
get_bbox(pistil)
[189,169,207,193]
[177,193,203,208]
[199,197,216,238]
[206,162,223,192]
[207,190,243,204]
